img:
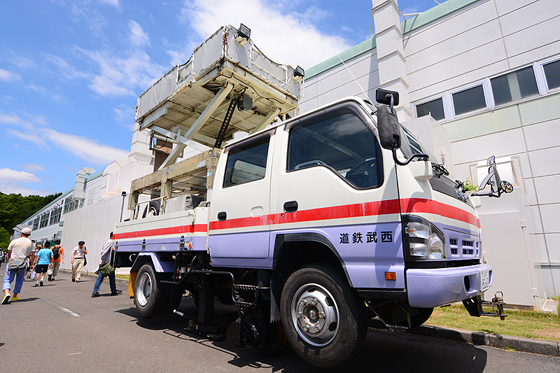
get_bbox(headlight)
[404,216,447,260]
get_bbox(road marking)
[31,292,80,317]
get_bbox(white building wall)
[60,193,124,272]
[301,0,560,303]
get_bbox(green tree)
[0,192,62,237]
[0,227,10,250]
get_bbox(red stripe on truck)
[113,224,207,240]
[209,198,478,231]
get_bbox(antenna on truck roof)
[335,52,373,105]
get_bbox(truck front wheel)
[280,264,366,368]
[135,264,165,318]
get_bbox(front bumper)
[406,264,492,308]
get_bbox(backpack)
[53,246,60,260]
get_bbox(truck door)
[272,100,404,289]
[209,130,274,264]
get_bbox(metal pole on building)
[120,191,127,222]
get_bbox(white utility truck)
[112,25,511,367]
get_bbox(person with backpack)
[91,232,121,298]
[48,240,64,281]
[3,228,33,304]
[33,243,53,287]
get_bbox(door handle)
[283,201,298,213]
[217,211,227,221]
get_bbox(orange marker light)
[385,272,396,281]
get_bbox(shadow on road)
[8,297,39,304]
[114,297,488,372]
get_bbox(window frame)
[284,100,384,190]
[222,130,274,189]
[412,57,560,122]
[536,55,560,94]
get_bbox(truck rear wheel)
[135,264,165,318]
[160,285,184,315]
[280,264,366,368]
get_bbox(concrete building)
[14,0,559,307]
[301,0,560,307]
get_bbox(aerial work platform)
[136,24,303,168]
[128,24,303,212]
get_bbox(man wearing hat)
[70,241,88,282]
[2,227,33,304]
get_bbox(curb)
[58,268,129,285]
[370,321,560,357]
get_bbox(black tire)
[280,264,366,368]
[376,304,433,329]
[134,264,165,318]
[160,285,184,315]
[407,307,433,329]
[255,320,286,356]
[142,200,160,218]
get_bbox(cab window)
[223,135,270,188]
[287,106,382,188]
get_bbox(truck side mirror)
[376,103,401,150]
[472,156,514,197]
[376,88,400,108]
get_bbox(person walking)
[48,240,64,281]
[26,244,38,279]
[91,233,121,297]
[3,227,33,304]
[33,244,53,287]
[71,241,87,283]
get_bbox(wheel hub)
[292,283,339,346]
[136,272,152,307]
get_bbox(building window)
[49,207,62,225]
[543,60,560,90]
[64,196,83,213]
[33,218,39,230]
[39,212,50,229]
[452,85,486,116]
[416,98,445,121]
[491,66,539,106]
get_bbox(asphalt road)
[1,270,558,372]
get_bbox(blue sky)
[0,0,438,196]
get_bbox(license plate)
[480,269,490,291]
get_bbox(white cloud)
[7,129,46,146]
[0,68,21,82]
[113,104,135,129]
[25,84,65,104]
[2,111,130,166]
[99,0,120,8]
[42,128,129,165]
[24,164,46,172]
[178,0,351,69]
[79,48,164,96]
[0,110,48,130]
[70,3,109,37]
[0,168,41,183]
[129,20,150,48]
[44,53,92,80]
[0,111,24,126]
